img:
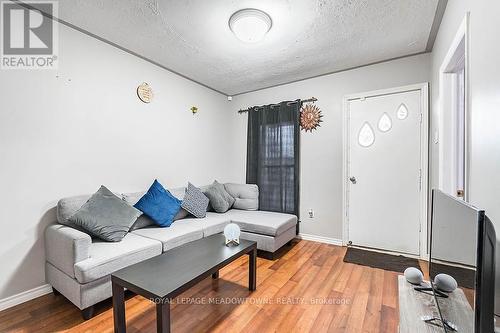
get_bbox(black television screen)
[429,189,496,332]
[475,214,496,333]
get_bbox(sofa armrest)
[45,224,91,278]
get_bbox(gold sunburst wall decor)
[300,104,323,132]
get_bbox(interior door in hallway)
[346,88,424,255]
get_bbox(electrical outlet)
[308,209,314,218]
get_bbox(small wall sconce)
[191,106,199,115]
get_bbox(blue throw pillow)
[134,180,181,227]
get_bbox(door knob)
[349,177,357,184]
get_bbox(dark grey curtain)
[246,100,300,233]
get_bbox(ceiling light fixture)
[229,8,272,43]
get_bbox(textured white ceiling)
[56,0,440,95]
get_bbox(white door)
[347,88,424,255]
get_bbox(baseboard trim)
[296,233,343,246]
[0,284,53,312]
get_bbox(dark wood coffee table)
[111,234,257,333]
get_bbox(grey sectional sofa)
[44,183,297,319]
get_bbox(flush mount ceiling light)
[229,8,272,43]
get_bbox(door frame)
[342,83,429,258]
[438,13,470,201]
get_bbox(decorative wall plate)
[300,104,323,132]
[137,82,153,103]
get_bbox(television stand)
[398,276,473,332]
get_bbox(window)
[378,112,392,132]
[358,122,375,147]
[246,101,300,230]
[397,103,409,120]
[259,122,296,213]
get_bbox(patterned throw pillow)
[181,182,209,218]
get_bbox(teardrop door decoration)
[377,112,392,132]
[397,103,409,120]
[358,122,375,147]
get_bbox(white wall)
[431,0,500,230]
[0,23,237,301]
[429,0,500,312]
[229,54,431,241]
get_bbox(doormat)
[343,247,420,273]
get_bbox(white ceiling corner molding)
[54,0,444,95]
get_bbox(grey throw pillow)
[203,180,235,213]
[182,182,209,218]
[69,185,142,242]
[129,207,188,231]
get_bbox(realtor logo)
[1,1,58,69]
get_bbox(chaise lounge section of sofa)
[44,183,297,319]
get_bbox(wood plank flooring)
[0,240,401,333]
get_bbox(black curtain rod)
[237,97,317,114]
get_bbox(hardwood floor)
[0,240,401,333]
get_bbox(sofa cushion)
[74,233,162,283]
[134,180,182,227]
[123,187,187,204]
[226,210,297,236]
[201,212,231,237]
[68,186,142,242]
[124,187,188,231]
[132,219,204,252]
[224,183,259,211]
